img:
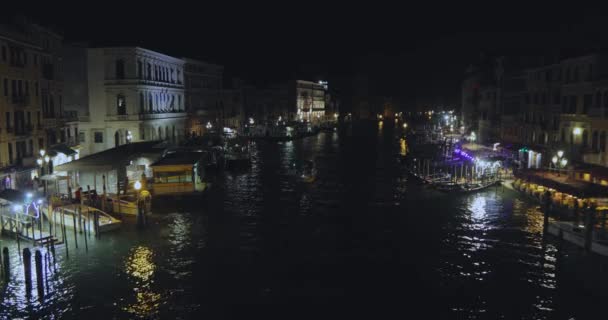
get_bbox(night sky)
[4,4,607,108]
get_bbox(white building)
[295,80,326,123]
[78,47,187,156]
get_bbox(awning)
[49,143,77,156]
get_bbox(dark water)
[2,123,608,319]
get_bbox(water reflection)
[123,246,161,318]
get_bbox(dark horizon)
[4,5,608,108]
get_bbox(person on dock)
[74,187,82,204]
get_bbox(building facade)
[183,58,223,136]
[77,47,188,156]
[0,19,64,190]
[294,80,326,123]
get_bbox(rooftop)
[151,151,204,167]
[55,141,164,172]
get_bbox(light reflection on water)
[0,130,607,319]
[123,246,161,318]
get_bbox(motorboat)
[105,193,151,216]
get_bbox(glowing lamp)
[39,149,45,157]
[557,150,564,158]
[134,180,142,191]
[36,158,43,166]
[44,155,50,163]
[552,156,558,164]
[560,158,568,167]
[403,123,408,128]
[573,127,582,135]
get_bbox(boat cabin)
[150,151,207,195]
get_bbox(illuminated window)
[116,94,126,115]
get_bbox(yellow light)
[403,123,407,128]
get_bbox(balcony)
[62,110,79,122]
[139,111,187,120]
[11,95,29,107]
[106,114,137,121]
[66,137,78,147]
[14,128,29,136]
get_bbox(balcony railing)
[62,110,79,122]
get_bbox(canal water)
[1,122,608,319]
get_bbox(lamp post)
[134,180,144,228]
[553,150,567,177]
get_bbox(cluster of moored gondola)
[406,166,500,193]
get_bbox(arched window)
[593,131,599,151]
[137,60,143,79]
[601,131,607,152]
[115,59,125,79]
[139,92,144,112]
[146,63,152,80]
[165,126,169,140]
[158,127,162,139]
[116,94,126,115]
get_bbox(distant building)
[183,58,223,136]
[72,47,188,156]
[0,18,65,190]
[294,80,326,123]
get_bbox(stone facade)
[77,47,187,156]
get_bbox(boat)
[547,220,608,256]
[224,139,251,169]
[431,180,499,193]
[456,180,499,192]
[105,192,152,216]
[49,204,122,233]
[288,160,316,183]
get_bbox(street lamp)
[134,180,146,227]
[553,150,567,177]
[39,149,45,157]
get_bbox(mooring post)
[543,190,551,231]
[72,214,78,249]
[584,205,596,252]
[2,247,9,281]
[35,250,44,297]
[61,210,68,258]
[23,248,32,293]
[83,218,88,252]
